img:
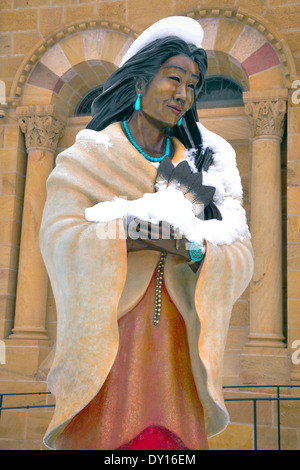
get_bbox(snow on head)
[120,16,204,66]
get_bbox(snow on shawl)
[81,122,251,248]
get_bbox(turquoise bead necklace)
[123,120,170,163]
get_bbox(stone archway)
[10,20,138,113]
[9,8,295,110]
[185,7,294,89]
[9,9,295,115]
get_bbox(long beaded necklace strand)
[123,120,170,163]
[153,252,167,326]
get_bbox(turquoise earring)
[177,117,183,126]
[135,93,141,111]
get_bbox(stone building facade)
[0,0,299,450]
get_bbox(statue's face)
[140,55,199,128]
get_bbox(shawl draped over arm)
[40,122,254,449]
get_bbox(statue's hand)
[126,218,204,273]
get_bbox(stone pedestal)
[240,90,291,385]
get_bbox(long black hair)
[86,36,208,167]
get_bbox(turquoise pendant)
[135,93,141,111]
[189,242,204,262]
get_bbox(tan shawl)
[40,122,254,449]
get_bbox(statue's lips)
[167,105,182,115]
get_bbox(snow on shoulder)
[76,129,113,151]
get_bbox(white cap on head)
[120,16,204,67]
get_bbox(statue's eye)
[169,76,180,83]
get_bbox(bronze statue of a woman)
[40,17,254,450]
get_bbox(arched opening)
[11,20,137,115]
[197,75,245,109]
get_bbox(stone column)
[240,90,291,384]
[9,105,65,341]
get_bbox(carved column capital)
[16,105,66,153]
[243,89,288,141]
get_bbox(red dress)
[55,270,209,450]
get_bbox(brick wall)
[0,0,300,450]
